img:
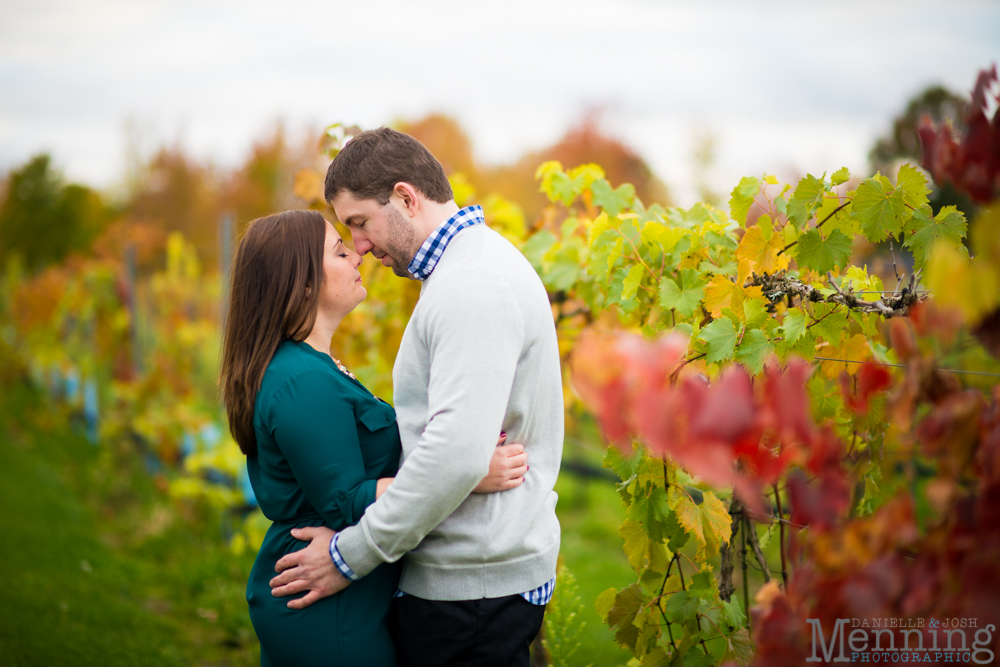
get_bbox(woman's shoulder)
[258,341,343,402]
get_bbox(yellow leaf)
[736,259,754,286]
[703,275,743,318]
[595,587,618,623]
[448,173,476,206]
[820,333,870,379]
[925,241,1000,324]
[642,221,687,253]
[588,212,611,246]
[736,225,790,275]
[676,490,731,560]
[293,168,324,204]
[620,520,649,572]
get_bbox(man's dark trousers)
[391,593,546,667]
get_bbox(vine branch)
[773,484,789,588]
[748,269,925,319]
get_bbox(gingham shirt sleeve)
[329,533,361,581]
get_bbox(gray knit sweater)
[335,224,563,600]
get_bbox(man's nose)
[352,235,373,255]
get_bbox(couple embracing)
[219,128,564,667]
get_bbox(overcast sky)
[1,0,998,205]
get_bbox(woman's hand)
[473,434,528,493]
[376,477,393,499]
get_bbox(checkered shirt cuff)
[329,533,362,582]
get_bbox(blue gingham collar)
[407,205,485,281]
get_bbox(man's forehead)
[331,191,380,221]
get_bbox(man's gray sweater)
[335,223,563,600]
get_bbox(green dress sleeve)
[263,369,378,528]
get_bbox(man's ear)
[392,182,420,217]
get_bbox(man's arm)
[269,439,528,603]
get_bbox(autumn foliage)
[919,64,1000,204]
[562,67,1000,666]
[4,64,1000,667]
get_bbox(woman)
[219,210,526,666]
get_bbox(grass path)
[0,379,258,666]
[0,371,636,667]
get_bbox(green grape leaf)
[831,167,850,186]
[639,646,671,667]
[853,175,907,240]
[736,328,772,375]
[903,205,968,267]
[776,327,816,361]
[773,194,788,216]
[787,173,827,228]
[742,298,769,330]
[659,270,705,317]
[721,629,755,666]
[728,176,759,226]
[689,569,716,592]
[541,240,582,291]
[587,212,613,245]
[721,595,747,630]
[604,445,645,481]
[780,308,808,343]
[815,194,857,238]
[794,228,852,274]
[663,508,690,554]
[587,229,619,282]
[896,163,930,210]
[809,303,848,347]
[607,266,628,304]
[643,221,687,253]
[521,230,557,271]
[548,170,580,206]
[592,178,636,217]
[698,260,736,275]
[608,584,644,648]
[626,486,672,542]
[619,219,642,249]
[662,591,701,624]
[621,264,645,302]
[704,230,738,252]
[699,317,738,364]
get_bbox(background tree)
[0,155,111,273]
[869,84,975,218]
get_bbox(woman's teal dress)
[246,340,402,667]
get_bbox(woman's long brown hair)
[220,210,326,456]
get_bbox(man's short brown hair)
[324,127,453,206]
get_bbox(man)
[268,127,563,666]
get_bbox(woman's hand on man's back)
[473,434,528,493]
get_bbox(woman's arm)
[472,434,528,493]
[378,437,527,498]
[268,371,378,528]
